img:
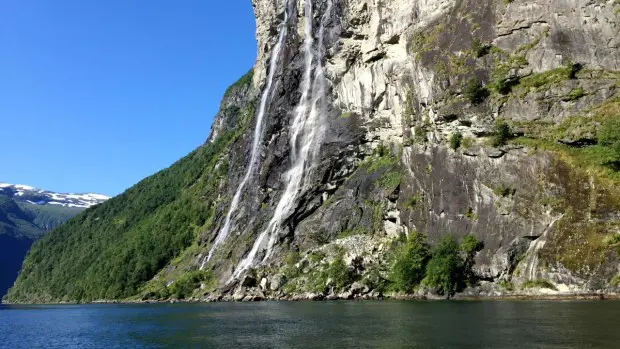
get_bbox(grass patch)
[598,116,620,169]
[285,250,301,266]
[562,87,585,102]
[365,200,385,233]
[464,207,478,221]
[511,98,620,174]
[522,279,557,290]
[461,137,474,149]
[514,138,620,183]
[514,27,549,56]
[338,226,369,239]
[492,184,517,197]
[425,163,433,174]
[412,125,429,144]
[170,270,216,299]
[490,77,520,95]
[408,23,445,59]
[377,171,402,189]
[404,193,424,210]
[498,281,514,291]
[141,269,215,301]
[308,250,327,264]
[361,143,399,172]
[516,66,572,91]
[517,116,596,143]
[603,234,620,246]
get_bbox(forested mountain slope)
[0,185,107,297]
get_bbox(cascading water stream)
[524,214,563,280]
[201,0,291,269]
[233,0,333,279]
[289,0,316,161]
[305,0,331,176]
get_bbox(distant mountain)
[0,183,109,297]
[0,183,109,209]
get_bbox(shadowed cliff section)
[0,235,32,297]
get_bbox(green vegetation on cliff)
[4,72,255,304]
[598,116,620,168]
[514,97,620,178]
[506,96,620,276]
[0,196,41,239]
[389,232,430,292]
[389,233,483,296]
[1,193,86,298]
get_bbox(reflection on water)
[1,301,618,348]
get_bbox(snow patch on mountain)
[0,183,110,208]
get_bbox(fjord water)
[1,301,619,349]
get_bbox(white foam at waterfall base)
[233,0,333,279]
[201,0,291,269]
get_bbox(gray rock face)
[269,274,286,292]
[233,287,246,302]
[192,0,620,297]
[349,281,368,295]
[495,0,619,72]
[479,237,532,280]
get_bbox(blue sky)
[0,1,257,196]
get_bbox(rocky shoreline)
[196,290,620,303]
[7,291,617,306]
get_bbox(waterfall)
[233,0,333,279]
[523,214,563,280]
[201,0,291,269]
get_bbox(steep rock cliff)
[205,0,620,298]
[195,0,620,298]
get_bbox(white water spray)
[233,0,333,279]
[201,2,291,269]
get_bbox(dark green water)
[1,301,618,348]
